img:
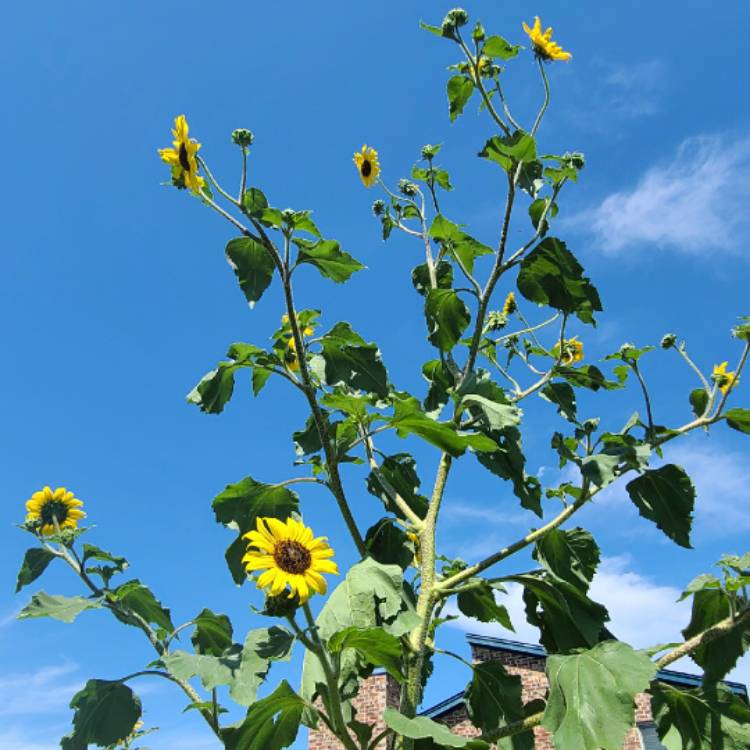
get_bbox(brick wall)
[308,646,653,749]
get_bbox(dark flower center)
[178,143,192,172]
[274,540,312,574]
[40,499,69,526]
[361,159,372,177]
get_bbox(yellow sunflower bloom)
[713,361,738,395]
[242,517,338,603]
[553,336,584,365]
[353,145,381,188]
[281,314,315,372]
[158,114,206,194]
[502,291,517,317]
[25,486,86,536]
[522,17,572,62]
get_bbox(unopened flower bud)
[660,333,677,350]
[485,311,507,331]
[421,144,440,160]
[231,128,254,148]
[472,22,485,42]
[372,199,386,216]
[444,8,469,28]
[281,208,296,222]
[398,179,419,197]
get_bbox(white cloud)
[602,60,668,118]
[0,662,82,717]
[569,134,750,254]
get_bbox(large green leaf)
[294,238,365,283]
[63,680,141,748]
[543,641,657,750]
[447,75,474,121]
[412,261,453,296]
[465,661,524,734]
[222,680,307,750]
[516,237,602,325]
[319,322,389,398]
[364,518,416,570]
[15,548,56,592]
[626,464,695,548]
[81,544,128,586]
[111,580,174,633]
[532,528,600,591]
[457,581,514,631]
[651,682,750,749]
[191,608,234,656]
[479,131,537,172]
[483,35,520,60]
[389,395,498,457]
[682,588,750,682]
[383,709,489,749]
[460,394,521,430]
[540,382,577,422]
[163,647,242,691]
[425,288,471,351]
[225,237,276,307]
[725,408,750,435]
[366,452,429,521]
[230,627,294,706]
[18,592,102,623]
[329,626,405,681]
[429,215,493,274]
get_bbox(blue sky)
[2,1,750,747]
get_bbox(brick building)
[308,634,749,750]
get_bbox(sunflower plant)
[13,8,750,750]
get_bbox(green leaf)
[383,709,489,748]
[528,198,558,237]
[689,388,709,418]
[225,536,248,586]
[65,680,141,747]
[111,580,174,632]
[302,558,417,703]
[457,582,514,631]
[225,237,275,307]
[329,626,405,681]
[213,476,299,535]
[483,35,520,60]
[412,261,453,296]
[319,322,389,398]
[288,210,322,238]
[422,359,455,416]
[366,453,429,521]
[18,591,102,623]
[429,215,493,275]
[230,626,294,706]
[557,364,620,391]
[447,75,474,121]
[626,465,695,548]
[465,661,523,734]
[543,640,657,750]
[365,518,416,570]
[725,408,750,435]
[222,680,306,750]
[15,548,56,593]
[425,289,471,351]
[460,394,521,430]
[682,588,750,681]
[532,528,600,591]
[479,131,537,172]
[651,682,750,749]
[389,395,498,457]
[517,237,602,324]
[191,608,234,656]
[540,382,577,422]
[163,647,242,691]
[241,187,269,217]
[293,238,365,283]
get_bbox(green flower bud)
[660,333,677,349]
[372,199,386,216]
[563,151,585,170]
[472,21,485,42]
[484,310,508,332]
[444,8,469,28]
[421,144,441,160]
[231,128,255,148]
[260,592,300,617]
[281,208,296,222]
[398,179,419,197]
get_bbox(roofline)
[421,635,748,719]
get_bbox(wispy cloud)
[601,60,668,118]
[0,662,81,717]
[568,134,750,255]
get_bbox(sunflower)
[158,114,206,194]
[25,486,86,536]
[502,291,517,317]
[553,336,584,365]
[242,517,338,603]
[281,314,315,373]
[713,361,738,395]
[522,17,572,62]
[353,145,381,188]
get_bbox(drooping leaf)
[516,237,602,325]
[213,476,299,535]
[366,453,429,521]
[626,465,695,548]
[460,393,521,430]
[457,582,514,631]
[111,580,174,633]
[429,215,493,275]
[329,626,405,681]
[162,647,242,691]
[225,237,276,307]
[412,261,453,296]
[540,382,577,422]
[230,626,294,706]
[294,238,365,283]
[15,548,56,593]
[447,75,475,121]
[383,708,489,749]
[364,518,415,570]
[725,408,750,435]
[191,608,234,656]
[532,527,600,591]
[479,131,537,172]
[425,288,471,351]
[81,544,128,586]
[18,591,102,624]
[465,661,524,734]
[689,388,709,418]
[422,359,455,415]
[542,640,656,750]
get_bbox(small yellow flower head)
[242,517,338,604]
[713,361,738,395]
[158,114,206,194]
[502,291,517,317]
[25,486,86,536]
[554,336,584,365]
[281,313,315,372]
[353,145,381,188]
[406,531,421,565]
[522,16,572,62]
